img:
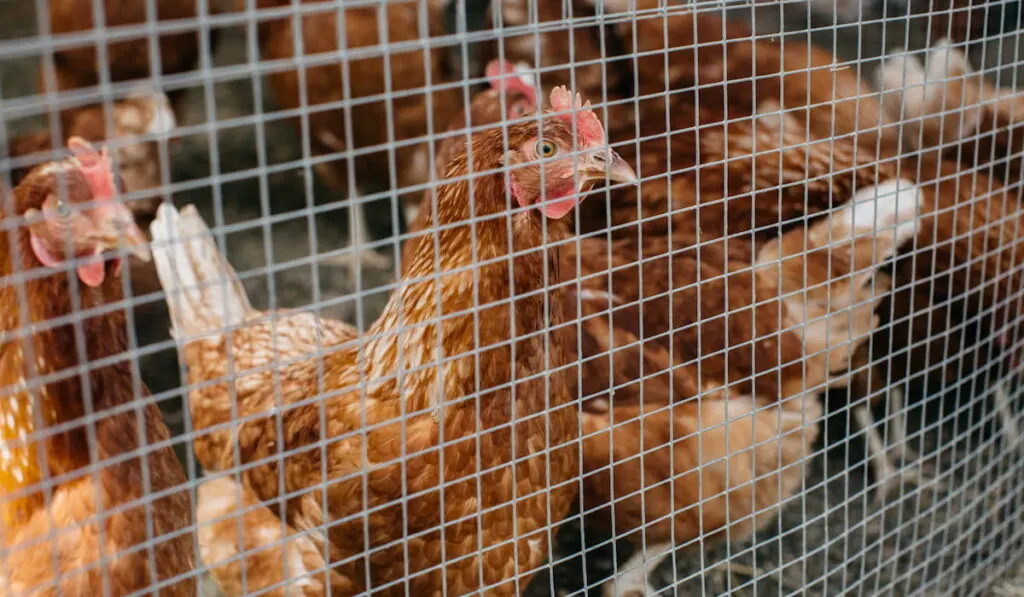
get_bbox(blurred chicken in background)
[566,174,922,596]
[242,0,502,278]
[873,37,1024,455]
[42,0,218,127]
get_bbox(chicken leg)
[852,384,933,504]
[309,134,395,277]
[991,333,1023,450]
[324,194,395,275]
[603,542,673,597]
[992,382,1022,449]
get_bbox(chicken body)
[568,177,922,596]
[0,140,193,595]
[250,0,470,273]
[44,0,213,122]
[153,88,636,596]
[876,39,1024,186]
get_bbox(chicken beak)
[583,147,638,186]
[96,202,152,263]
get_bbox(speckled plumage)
[559,175,922,595]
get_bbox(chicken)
[839,339,928,503]
[43,0,215,122]
[876,39,1024,184]
[401,58,539,274]
[683,35,1024,496]
[150,86,637,596]
[568,177,923,596]
[551,0,902,239]
[0,138,193,595]
[582,4,1024,503]
[247,0,478,275]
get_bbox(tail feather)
[150,203,253,340]
[823,177,922,264]
[761,178,922,299]
[875,40,985,150]
[757,179,922,384]
[197,477,355,597]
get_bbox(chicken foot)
[325,194,394,275]
[852,385,933,505]
[991,379,1022,450]
[603,542,674,597]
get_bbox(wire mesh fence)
[1,0,1023,595]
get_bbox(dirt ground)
[2,2,1024,595]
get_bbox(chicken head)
[16,137,150,287]
[484,58,538,120]
[503,85,637,219]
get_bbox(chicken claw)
[852,386,935,505]
[324,194,395,276]
[602,543,672,597]
[992,379,1022,450]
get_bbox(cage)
[0,0,1023,595]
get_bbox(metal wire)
[1,0,1024,595]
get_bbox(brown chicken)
[246,0,480,274]
[43,0,214,122]
[151,87,637,596]
[870,36,1024,447]
[587,0,1024,492]
[0,138,193,595]
[683,37,1024,500]
[531,0,903,240]
[876,38,1024,184]
[562,174,922,596]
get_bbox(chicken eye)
[535,139,558,159]
[53,198,71,219]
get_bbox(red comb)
[548,86,605,148]
[67,136,116,199]
[485,59,538,107]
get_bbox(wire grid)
[0,0,1023,595]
